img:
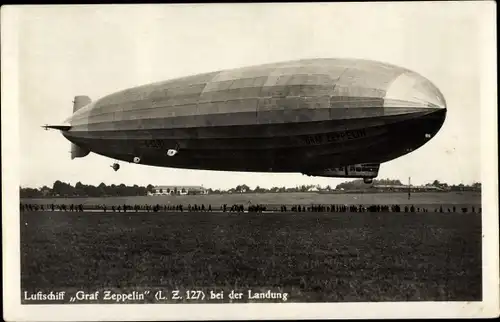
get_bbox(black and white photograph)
[2,2,498,320]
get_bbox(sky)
[3,2,495,190]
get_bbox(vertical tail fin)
[73,95,91,112]
[71,144,90,160]
[71,95,91,159]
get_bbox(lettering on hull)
[144,139,166,149]
[143,129,367,151]
[304,129,367,145]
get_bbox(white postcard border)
[2,3,499,321]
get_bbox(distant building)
[371,184,446,192]
[149,185,208,196]
[40,187,52,197]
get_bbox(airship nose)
[384,71,447,110]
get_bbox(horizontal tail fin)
[44,96,92,160]
[42,125,71,131]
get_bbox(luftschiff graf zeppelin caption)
[22,289,290,304]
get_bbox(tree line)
[20,181,155,198]
[20,179,481,198]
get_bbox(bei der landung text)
[22,289,290,304]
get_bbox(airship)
[45,58,447,184]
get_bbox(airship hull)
[58,58,447,178]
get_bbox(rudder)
[71,143,90,159]
[73,95,91,112]
[70,96,91,159]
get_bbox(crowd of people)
[20,202,480,214]
[20,203,84,212]
[286,204,480,213]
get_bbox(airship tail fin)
[71,143,90,160]
[73,95,91,112]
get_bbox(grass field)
[22,191,481,209]
[21,210,482,302]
